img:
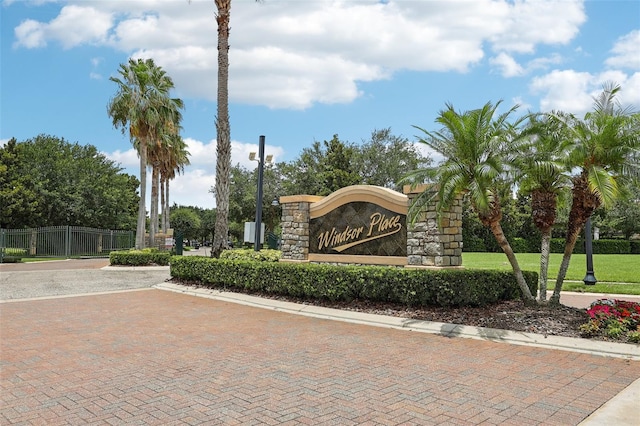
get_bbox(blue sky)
[1,0,639,209]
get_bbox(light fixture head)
[249,152,257,161]
[265,154,274,163]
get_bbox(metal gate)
[0,226,134,260]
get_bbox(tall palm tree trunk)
[489,220,536,305]
[165,179,171,232]
[150,163,159,248]
[211,0,232,258]
[136,141,148,249]
[538,230,551,302]
[160,177,166,234]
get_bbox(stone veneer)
[279,186,462,267]
[404,186,463,267]
[280,195,323,261]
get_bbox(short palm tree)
[407,101,536,305]
[550,83,640,303]
[515,115,572,302]
[108,58,181,249]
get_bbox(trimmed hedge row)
[110,250,171,266]
[170,256,538,307]
[549,238,632,254]
[0,248,27,263]
[220,248,281,262]
[466,238,637,254]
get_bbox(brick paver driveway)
[2,286,640,425]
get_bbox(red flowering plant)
[580,299,640,343]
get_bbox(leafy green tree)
[0,135,138,229]
[170,207,202,242]
[592,183,640,239]
[198,208,217,244]
[407,101,536,305]
[108,58,181,249]
[223,162,282,242]
[0,138,39,228]
[280,135,359,196]
[279,142,325,196]
[321,135,361,194]
[550,83,640,303]
[352,128,431,191]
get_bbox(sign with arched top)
[279,184,463,267]
[308,186,407,264]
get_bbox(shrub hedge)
[110,249,171,266]
[549,238,631,254]
[170,256,538,307]
[219,248,281,262]
[465,238,636,254]
[0,247,27,263]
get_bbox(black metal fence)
[0,226,134,260]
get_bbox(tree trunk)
[150,163,159,249]
[538,229,551,302]
[160,177,166,234]
[136,141,148,249]
[550,173,599,305]
[489,220,536,305]
[549,225,583,305]
[166,180,171,232]
[211,1,232,258]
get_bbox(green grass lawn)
[20,257,67,262]
[463,252,640,295]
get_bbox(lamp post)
[583,216,597,285]
[249,135,273,251]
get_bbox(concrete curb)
[101,265,170,271]
[154,282,640,361]
[578,377,640,425]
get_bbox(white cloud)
[13,19,47,48]
[530,69,640,116]
[489,0,585,53]
[490,53,525,77]
[10,0,590,109]
[491,52,565,78]
[605,30,640,70]
[13,5,113,49]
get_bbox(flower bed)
[580,299,640,343]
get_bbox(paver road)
[2,288,639,425]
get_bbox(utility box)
[175,232,184,255]
[244,222,265,244]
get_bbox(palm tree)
[210,0,233,257]
[210,0,262,257]
[108,58,181,249]
[407,101,536,305]
[148,104,184,247]
[160,135,190,234]
[550,83,640,303]
[515,115,572,302]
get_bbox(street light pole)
[583,216,597,285]
[254,135,266,251]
